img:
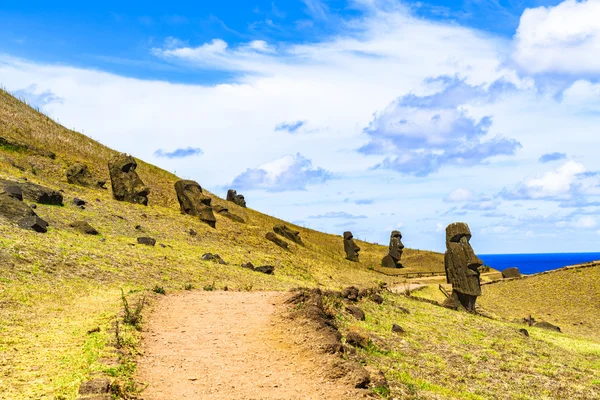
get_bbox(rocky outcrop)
[502,267,522,279]
[108,153,149,206]
[66,163,106,188]
[174,180,216,228]
[226,189,246,207]
[273,225,303,245]
[265,232,288,250]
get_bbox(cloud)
[360,76,522,176]
[354,199,374,205]
[514,0,600,76]
[12,84,63,108]
[573,216,596,229]
[308,211,367,219]
[539,152,567,163]
[154,147,203,158]
[231,153,332,192]
[275,120,305,133]
[444,188,474,203]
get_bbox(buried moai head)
[108,154,149,205]
[444,222,483,312]
[227,189,247,208]
[381,230,404,268]
[174,180,216,228]
[343,231,361,261]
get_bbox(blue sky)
[2,0,600,254]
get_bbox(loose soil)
[135,291,367,400]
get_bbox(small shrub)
[152,285,166,295]
[184,283,193,290]
[121,289,145,329]
[373,384,391,398]
[203,281,215,291]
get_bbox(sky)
[1,0,600,254]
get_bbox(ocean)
[479,252,600,275]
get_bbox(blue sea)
[479,252,600,275]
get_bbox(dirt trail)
[135,291,365,400]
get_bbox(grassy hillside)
[0,88,598,399]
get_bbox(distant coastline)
[479,252,600,275]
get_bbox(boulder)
[273,225,303,245]
[254,265,275,275]
[534,321,561,333]
[345,331,369,348]
[70,221,99,235]
[137,237,156,246]
[66,163,105,188]
[346,305,366,321]
[0,179,63,205]
[502,267,522,279]
[108,153,149,205]
[18,215,49,233]
[4,185,23,201]
[0,193,37,222]
[265,232,288,249]
[202,253,227,264]
[226,189,247,207]
[174,180,216,228]
[73,198,86,206]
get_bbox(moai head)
[444,222,483,311]
[227,189,247,207]
[174,180,216,228]
[108,154,149,205]
[343,231,361,261]
[389,230,404,260]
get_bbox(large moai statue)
[381,230,404,268]
[108,154,149,205]
[343,231,360,261]
[227,189,247,207]
[273,225,303,245]
[444,222,483,312]
[174,180,217,228]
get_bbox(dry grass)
[0,88,598,399]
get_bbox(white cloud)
[573,216,596,229]
[514,0,600,75]
[445,188,474,202]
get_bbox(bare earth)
[135,291,365,400]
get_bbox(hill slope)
[0,88,598,399]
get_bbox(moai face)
[444,222,483,311]
[388,230,405,260]
[175,180,216,228]
[108,154,150,205]
[236,194,246,208]
[343,231,361,261]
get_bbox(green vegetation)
[0,87,598,399]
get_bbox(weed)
[184,283,193,290]
[373,384,391,398]
[203,281,216,291]
[121,289,145,328]
[152,285,166,295]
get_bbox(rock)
[18,215,49,233]
[226,189,247,207]
[137,237,156,246]
[370,370,390,394]
[519,328,530,337]
[502,267,522,279]
[444,222,482,312]
[69,221,99,235]
[212,204,245,223]
[381,230,404,268]
[0,180,63,205]
[534,321,561,332]
[397,306,410,314]
[241,262,255,270]
[30,204,37,209]
[78,378,111,395]
[174,180,216,228]
[273,225,303,245]
[343,231,360,261]
[345,331,370,348]
[73,198,86,206]
[202,253,226,264]
[346,305,366,321]
[342,286,360,301]
[254,265,275,274]
[0,192,36,222]
[265,232,288,249]
[66,163,105,188]
[3,185,22,201]
[108,153,149,205]
[391,324,405,333]
[371,293,384,304]
[188,229,197,236]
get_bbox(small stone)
[254,265,275,275]
[78,378,111,395]
[30,204,37,209]
[241,262,255,270]
[341,286,359,301]
[392,324,405,333]
[371,293,384,304]
[519,328,529,337]
[18,215,48,233]
[72,198,86,206]
[188,229,197,236]
[345,331,369,348]
[137,237,156,246]
[69,221,99,235]
[346,305,365,321]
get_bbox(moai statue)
[174,180,216,228]
[381,230,404,268]
[66,163,106,188]
[444,222,483,312]
[227,189,247,207]
[273,225,303,245]
[343,231,360,261]
[108,154,149,205]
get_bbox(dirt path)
[135,291,365,400]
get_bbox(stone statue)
[227,189,247,207]
[381,230,404,268]
[66,163,106,188]
[343,231,360,261]
[108,154,149,205]
[212,204,245,223]
[273,225,303,245]
[444,222,482,312]
[174,180,216,228]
